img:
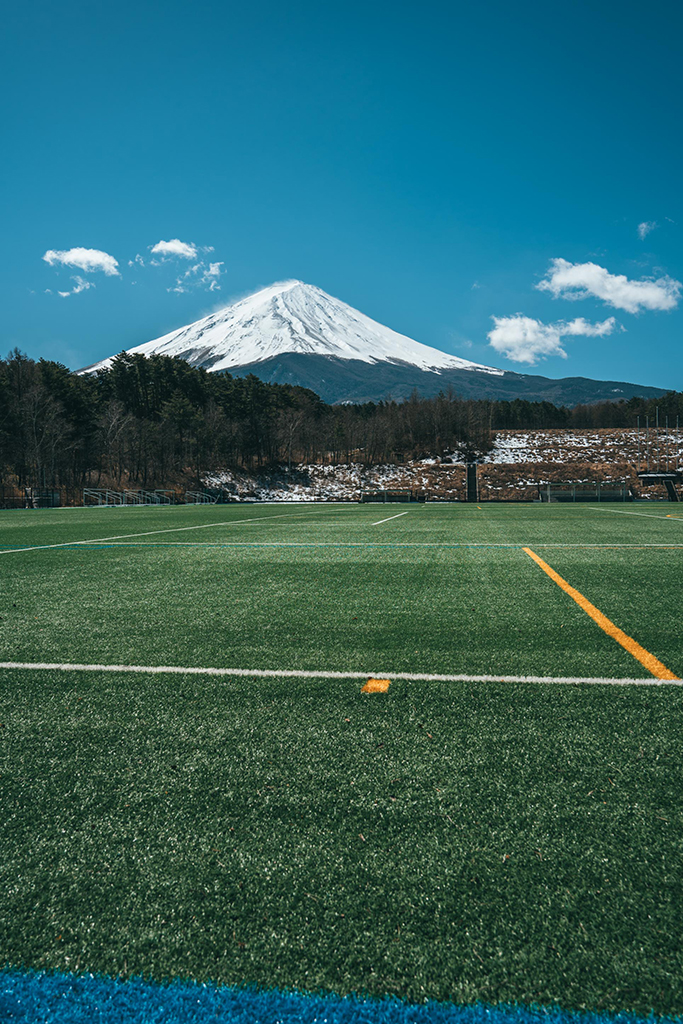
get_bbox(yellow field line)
[523,547,678,680]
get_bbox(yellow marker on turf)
[523,547,678,680]
[362,678,391,693]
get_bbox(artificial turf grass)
[1,502,681,552]
[2,502,681,681]
[0,503,370,552]
[2,670,683,1014]
[523,546,683,679]
[0,544,651,679]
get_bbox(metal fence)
[83,489,177,506]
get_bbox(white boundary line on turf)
[14,541,682,549]
[586,506,682,522]
[0,507,358,556]
[371,511,410,525]
[1,661,681,687]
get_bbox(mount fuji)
[83,280,666,405]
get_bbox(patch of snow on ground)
[204,460,465,502]
[486,429,683,465]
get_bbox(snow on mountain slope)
[84,280,504,376]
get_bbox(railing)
[83,489,125,506]
[83,489,176,506]
[184,491,217,504]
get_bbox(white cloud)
[150,238,198,260]
[563,317,619,336]
[201,261,223,291]
[638,221,657,240]
[487,314,617,365]
[71,275,93,295]
[42,247,119,276]
[168,260,224,294]
[536,257,680,313]
[128,253,145,267]
[57,276,95,298]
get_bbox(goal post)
[538,481,629,502]
[359,488,426,503]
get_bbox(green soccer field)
[1,502,682,1014]
[1,501,682,678]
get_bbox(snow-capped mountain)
[82,280,667,405]
[84,279,503,377]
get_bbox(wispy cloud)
[150,238,198,260]
[536,257,680,313]
[169,260,225,294]
[147,238,223,293]
[637,221,657,240]
[487,314,617,365]
[201,261,223,291]
[41,238,224,299]
[43,247,119,276]
[57,276,95,298]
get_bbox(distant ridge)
[82,280,668,406]
[226,353,668,406]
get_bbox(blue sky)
[2,0,681,388]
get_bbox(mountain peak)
[83,281,503,377]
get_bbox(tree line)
[1,348,680,492]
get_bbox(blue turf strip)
[0,970,679,1024]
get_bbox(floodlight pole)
[666,415,669,472]
[636,416,640,473]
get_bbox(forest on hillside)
[1,349,681,492]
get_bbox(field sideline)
[1,502,682,1019]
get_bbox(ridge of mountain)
[227,353,667,405]
[81,280,668,405]
[83,280,502,377]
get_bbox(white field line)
[371,511,411,525]
[5,537,683,553]
[1,661,681,687]
[0,507,358,556]
[26,541,683,549]
[586,506,683,522]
